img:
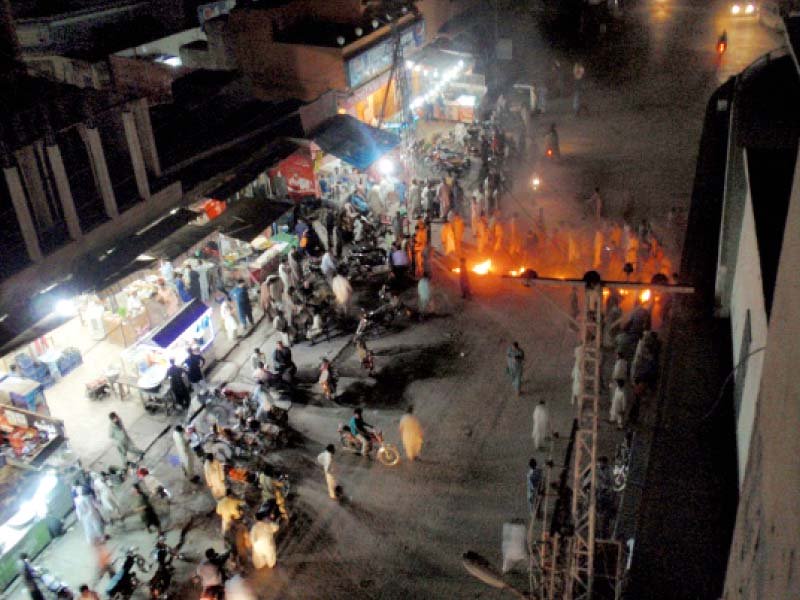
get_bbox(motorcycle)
[338,425,400,466]
[612,435,631,492]
[31,565,74,598]
[717,30,728,55]
[148,537,188,599]
[106,547,148,599]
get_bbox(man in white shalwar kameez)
[92,473,122,523]
[610,380,627,429]
[74,490,105,544]
[250,516,280,569]
[278,263,292,296]
[532,401,550,450]
[173,425,196,481]
[572,345,584,405]
[317,444,338,500]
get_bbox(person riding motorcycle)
[544,123,560,159]
[348,408,373,456]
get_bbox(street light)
[378,157,394,175]
[462,551,529,599]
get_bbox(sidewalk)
[6,295,356,598]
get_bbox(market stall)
[120,298,216,382]
[0,405,74,590]
[0,376,48,415]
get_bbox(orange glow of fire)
[472,259,492,275]
[602,288,610,298]
[452,259,494,276]
[509,266,527,277]
[639,289,652,303]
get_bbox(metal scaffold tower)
[567,283,603,599]
[521,275,693,600]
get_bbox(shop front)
[338,19,425,125]
[0,404,74,591]
[308,114,403,220]
[407,46,486,123]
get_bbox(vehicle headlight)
[731,4,741,14]
[745,3,755,13]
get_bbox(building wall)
[417,0,476,42]
[226,10,346,101]
[722,149,800,600]
[729,159,768,484]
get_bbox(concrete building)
[0,2,304,352]
[714,40,800,481]
[715,15,800,600]
[209,0,475,121]
[15,0,227,93]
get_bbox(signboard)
[269,150,317,199]
[197,0,236,25]
[346,20,425,89]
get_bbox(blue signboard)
[346,20,425,89]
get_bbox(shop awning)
[309,114,400,170]
[149,299,210,349]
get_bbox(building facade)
[718,15,800,600]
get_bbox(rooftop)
[57,15,179,62]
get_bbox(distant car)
[730,1,757,16]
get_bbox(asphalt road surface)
[245,3,786,599]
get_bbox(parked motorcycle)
[106,547,148,599]
[338,425,400,466]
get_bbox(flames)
[453,258,494,275]
[509,266,527,277]
[472,259,492,275]
[639,289,652,303]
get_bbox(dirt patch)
[335,341,458,407]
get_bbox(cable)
[698,345,766,423]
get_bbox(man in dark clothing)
[272,341,296,379]
[132,483,161,533]
[184,348,207,397]
[18,553,45,600]
[325,209,335,251]
[527,458,543,513]
[186,264,201,301]
[230,280,254,329]
[166,359,191,408]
